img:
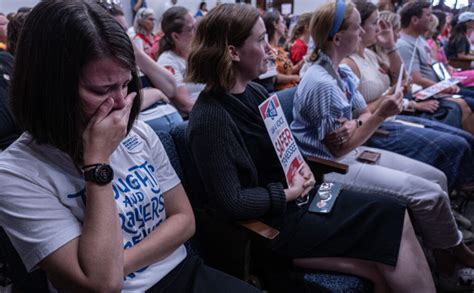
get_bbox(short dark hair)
[17,7,32,13]
[449,15,468,47]
[7,12,28,55]
[353,1,378,26]
[187,3,260,93]
[11,0,142,165]
[399,1,431,28]
[263,10,281,43]
[159,6,189,56]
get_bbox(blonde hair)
[428,14,439,36]
[379,10,400,31]
[372,11,400,68]
[309,1,354,61]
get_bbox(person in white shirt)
[157,6,205,115]
[101,1,183,133]
[164,0,178,11]
[0,1,260,292]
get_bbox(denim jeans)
[325,146,461,250]
[366,116,474,190]
[145,111,183,134]
[459,88,474,109]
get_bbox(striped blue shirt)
[291,53,367,159]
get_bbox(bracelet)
[385,47,398,55]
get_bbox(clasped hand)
[324,118,357,147]
[286,163,316,202]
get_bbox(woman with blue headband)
[292,0,474,287]
[187,2,434,292]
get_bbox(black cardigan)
[187,84,287,221]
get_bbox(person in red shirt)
[289,13,312,64]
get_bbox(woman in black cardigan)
[186,3,434,292]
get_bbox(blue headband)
[329,0,346,39]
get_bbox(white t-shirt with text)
[0,121,186,292]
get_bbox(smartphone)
[308,182,342,214]
[357,150,381,164]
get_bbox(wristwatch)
[83,163,114,185]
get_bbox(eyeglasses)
[96,0,122,9]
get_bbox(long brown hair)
[159,6,189,56]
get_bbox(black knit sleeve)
[188,102,287,220]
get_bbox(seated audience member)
[165,0,178,11]
[374,11,466,129]
[0,13,8,51]
[427,12,448,63]
[0,1,260,292]
[0,12,29,150]
[429,11,474,87]
[157,6,205,115]
[133,7,160,60]
[263,11,301,90]
[289,13,312,65]
[187,3,436,292]
[195,2,208,18]
[446,12,474,63]
[100,1,183,133]
[396,2,474,117]
[290,0,474,284]
[131,0,147,18]
[343,1,473,190]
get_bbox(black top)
[187,83,287,220]
[0,51,20,150]
[446,36,470,59]
[222,84,286,187]
[187,83,406,266]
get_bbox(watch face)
[94,165,114,185]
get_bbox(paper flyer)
[259,95,304,186]
[414,79,460,101]
[395,63,404,92]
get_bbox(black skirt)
[146,254,261,293]
[267,189,406,267]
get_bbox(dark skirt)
[266,189,405,267]
[147,254,261,293]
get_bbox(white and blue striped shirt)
[291,53,367,159]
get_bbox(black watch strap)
[83,163,114,185]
